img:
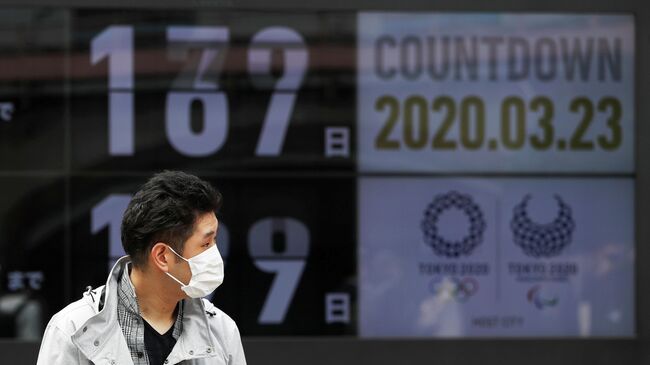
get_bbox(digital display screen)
[355,13,635,338]
[0,9,635,339]
[359,178,634,337]
[358,13,634,173]
[69,10,355,172]
[70,176,356,335]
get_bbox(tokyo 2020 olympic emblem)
[421,191,486,258]
[511,195,575,258]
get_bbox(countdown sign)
[0,9,637,340]
[358,14,634,173]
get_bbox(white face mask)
[165,244,224,298]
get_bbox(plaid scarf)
[116,263,184,365]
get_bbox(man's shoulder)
[201,299,236,326]
[197,298,244,357]
[198,299,246,364]
[46,287,100,336]
[200,299,241,335]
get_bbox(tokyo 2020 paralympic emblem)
[511,195,575,258]
[421,191,486,258]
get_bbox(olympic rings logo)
[429,277,479,302]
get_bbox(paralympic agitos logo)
[510,194,575,258]
[421,191,486,258]
[527,285,559,309]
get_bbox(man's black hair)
[121,170,222,268]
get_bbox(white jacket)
[36,257,246,365]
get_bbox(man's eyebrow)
[203,230,216,238]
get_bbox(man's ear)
[150,242,171,272]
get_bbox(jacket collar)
[71,256,130,364]
[70,256,222,364]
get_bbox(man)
[37,171,246,365]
